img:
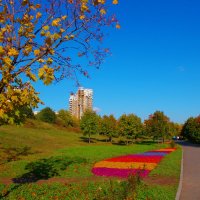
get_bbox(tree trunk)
[162,137,165,144]
[88,134,91,143]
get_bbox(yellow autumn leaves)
[92,0,118,5]
[52,18,61,27]
[113,0,118,5]
[0,46,5,55]
[0,0,120,125]
[8,48,19,56]
[38,65,54,85]
[36,12,42,19]
[34,49,40,56]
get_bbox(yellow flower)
[8,48,19,56]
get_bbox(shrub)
[36,107,56,124]
[56,109,73,127]
[169,140,176,148]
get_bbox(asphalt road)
[179,141,200,200]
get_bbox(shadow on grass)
[0,146,39,165]
[112,141,127,146]
[80,136,120,144]
[79,136,96,143]
[12,156,87,183]
[135,140,158,145]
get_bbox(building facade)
[69,87,93,119]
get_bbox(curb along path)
[179,141,200,200]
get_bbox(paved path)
[179,141,200,200]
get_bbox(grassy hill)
[0,120,182,199]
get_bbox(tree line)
[7,106,200,144]
[80,110,181,144]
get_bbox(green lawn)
[0,121,182,199]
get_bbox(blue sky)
[35,0,200,123]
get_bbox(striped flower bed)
[92,148,176,178]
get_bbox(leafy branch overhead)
[0,0,119,123]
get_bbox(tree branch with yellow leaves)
[0,0,119,124]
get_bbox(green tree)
[118,114,143,145]
[80,110,100,143]
[100,115,117,142]
[169,122,182,137]
[182,116,200,143]
[0,0,119,124]
[57,109,74,127]
[36,107,56,124]
[144,111,170,143]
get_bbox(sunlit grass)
[0,121,182,199]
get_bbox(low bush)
[36,107,56,124]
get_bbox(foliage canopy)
[118,114,143,144]
[144,111,171,142]
[80,110,100,143]
[99,114,117,142]
[36,107,56,123]
[182,116,200,143]
[0,0,119,124]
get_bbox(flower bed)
[92,148,176,178]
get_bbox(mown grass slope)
[0,120,182,199]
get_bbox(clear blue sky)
[35,0,200,124]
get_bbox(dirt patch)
[1,175,178,186]
[143,175,178,186]
[37,176,114,185]
[0,176,120,185]
[0,178,13,185]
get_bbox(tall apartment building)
[69,87,93,119]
